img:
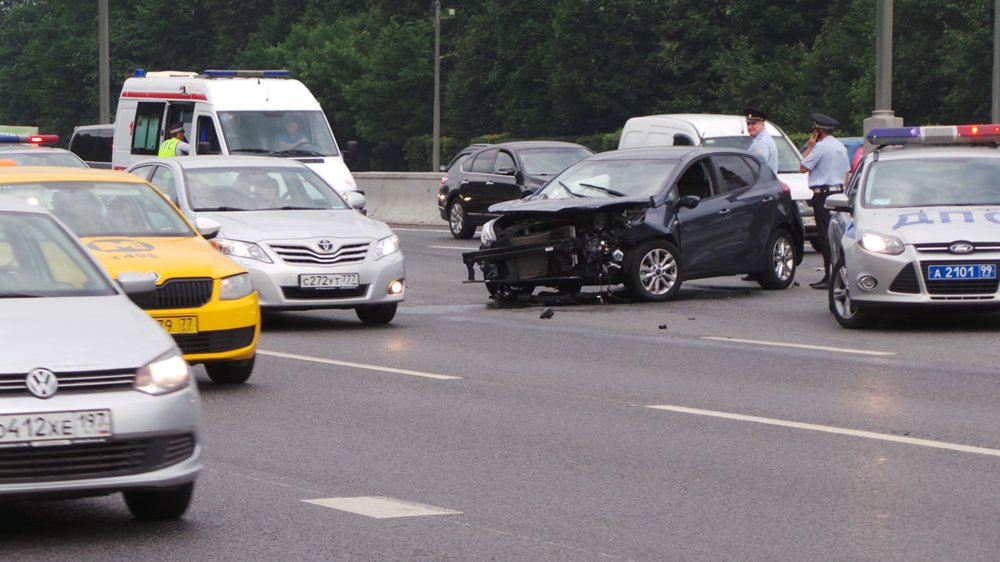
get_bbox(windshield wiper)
[194,206,252,212]
[0,293,42,298]
[274,149,327,157]
[559,181,585,198]
[578,182,626,197]
[230,148,278,155]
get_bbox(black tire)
[757,229,796,290]
[124,482,194,520]
[205,356,255,384]
[448,201,475,239]
[828,258,877,329]
[356,302,397,324]
[624,240,682,302]
[486,282,530,304]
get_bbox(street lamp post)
[99,0,110,124]
[432,0,441,172]
[863,0,902,149]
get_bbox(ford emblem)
[948,241,974,254]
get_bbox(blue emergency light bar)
[0,133,59,144]
[867,124,1000,146]
[202,69,290,78]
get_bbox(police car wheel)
[624,240,682,302]
[757,229,796,290]
[829,259,877,329]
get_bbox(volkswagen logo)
[25,368,59,399]
[317,239,335,253]
[948,241,975,254]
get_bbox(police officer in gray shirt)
[800,112,850,289]
[744,107,778,175]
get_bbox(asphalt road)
[6,226,1000,561]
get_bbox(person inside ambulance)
[158,123,190,157]
[273,119,309,151]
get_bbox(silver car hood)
[1,296,175,373]
[199,210,392,242]
[859,206,1000,245]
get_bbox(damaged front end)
[462,201,653,302]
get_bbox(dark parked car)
[462,146,804,303]
[438,141,593,238]
[68,124,114,169]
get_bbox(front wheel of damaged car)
[356,302,398,324]
[829,259,877,329]
[757,229,796,290]
[448,201,475,239]
[624,240,682,302]
[124,482,194,520]
[486,282,530,304]
[205,356,255,384]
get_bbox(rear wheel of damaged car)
[448,200,475,239]
[356,302,397,324]
[829,258,877,329]
[205,356,255,384]
[757,228,796,290]
[486,282,532,304]
[624,240,682,302]
[124,481,194,520]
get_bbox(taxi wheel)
[624,240,682,302]
[757,229,796,290]
[124,482,194,520]
[829,259,877,329]
[205,356,255,384]
[356,303,397,324]
[449,201,475,239]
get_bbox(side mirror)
[344,190,366,210]
[439,164,448,172]
[117,271,157,298]
[824,193,851,212]
[195,217,221,239]
[677,195,701,209]
[496,166,517,177]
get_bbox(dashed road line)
[258,350,461,380]
[302,496,462,519]
[702,336,895,356]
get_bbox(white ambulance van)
[619,114,816,243]
[112,69,360,200]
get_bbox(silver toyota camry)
[0,197,200,519]
[127,156,405,324]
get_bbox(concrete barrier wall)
[354,172,447,226]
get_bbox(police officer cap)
[168,123,184,134]
[743,107,767,122]
[810,112,839,131]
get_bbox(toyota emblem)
[948,241,974,254]
[25,368,59,399]
[317,239,335,253]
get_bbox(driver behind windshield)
[274,119,309,151]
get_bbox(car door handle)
[485,181,494,186]
[460,180,469,185]
[761,196,774,203]
[717,208,731,215]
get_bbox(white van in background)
[619,114,815,242]
[111,69,361,202]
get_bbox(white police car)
[826,124,1000,328]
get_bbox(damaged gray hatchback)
[462,147,804,303]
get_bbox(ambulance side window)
[133,102,165,155]
[196,116,221,155]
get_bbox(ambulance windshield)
[218,110,340,157]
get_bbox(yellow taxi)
[0,166,260,383]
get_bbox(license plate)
[927,264,997,280]
[155,316,198,334]
[0,409,112,446]
[299,273,360,289]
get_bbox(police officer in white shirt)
[800,112,850,289]
[744,107,778,175]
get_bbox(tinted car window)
[470,149,497,173]
[712,155,756,193]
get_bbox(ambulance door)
[164,103,195,145]
[131,102,166,157]
[193,113,223,155]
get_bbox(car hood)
[198,210,392,243]
[1,296,176,373]
[81,235,245,279]
[488,195,652,215]
[859,206,1000,244]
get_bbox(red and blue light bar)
[0,133,59,144]
[867,124,1000,145]
[202,69,290,78]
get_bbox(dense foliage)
[0,0,994,170]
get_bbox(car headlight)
[212,238,273,263]
[859,232,905,255]
[219,272,254,300]
[371,234,400,260]
[480,218,498,248]
[135,350,190,395]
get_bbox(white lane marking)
[393,227,449,233]
[303,496,462,519]
[429,245,476,250]
[647,404,1000,458]
[701,336,895,356]
[258,350,461,380]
